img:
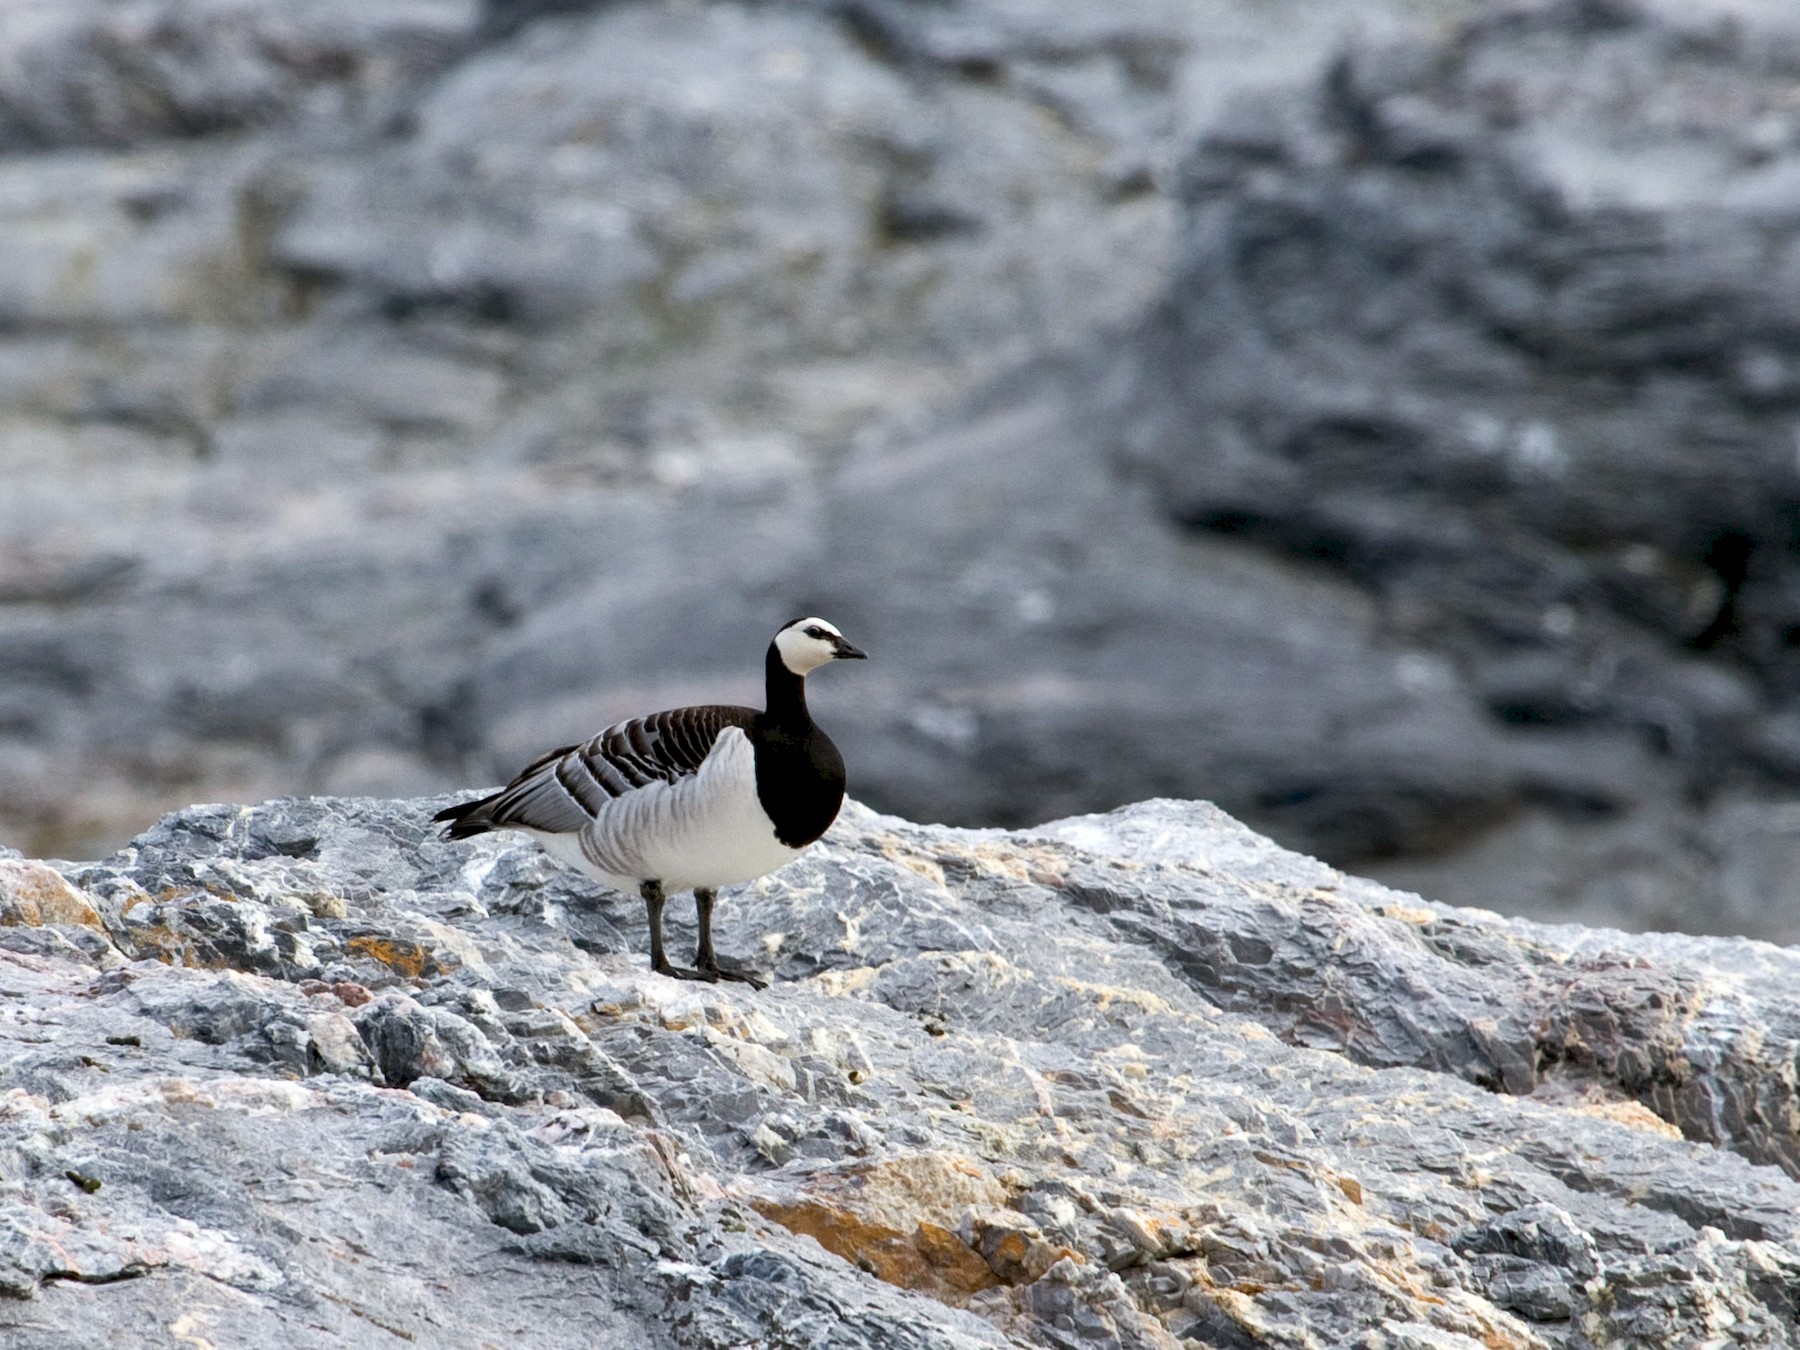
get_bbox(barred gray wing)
[435,705,758,837]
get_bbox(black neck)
[764,643,810,726]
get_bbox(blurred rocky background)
[3,0,1800,941]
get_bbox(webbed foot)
[652,956,715,983]
[696,960,768,991]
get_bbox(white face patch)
[775,616,845,675]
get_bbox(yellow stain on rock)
[741,1152,1010,1305]
[878,840,947,888]
[904,836,1074,889]
[1532,1078,1686,1141]
[1377,901,1440,926]
[750,1197,997,1302]
[130,925,192,966]
[344,936,433,979]
[0,859,104,929]
[875,836,1071,891]
[967,1219,1081,1286]
[1572,1096,1684,1139]
[168,1310,220,1350]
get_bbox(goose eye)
[806,627,827,638]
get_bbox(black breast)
[749,721,848,848]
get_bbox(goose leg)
[641,879,704,981]
[694,887,767,989]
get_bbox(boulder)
[2,791,1798,1346]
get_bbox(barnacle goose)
[434,616,866,987]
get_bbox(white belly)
[529,727,803,893]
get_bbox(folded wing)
[433,705,758,838]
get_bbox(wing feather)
[434,705,758,839]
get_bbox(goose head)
[773,616,867,675]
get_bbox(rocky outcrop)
[802,0,1800,939]
[1112,0,1800,935]
[5,0,1800,944]
[4,792,1800,1346]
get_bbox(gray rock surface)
[5,0,1800,947]
[1113,0,1800,936]
[4,790,1800,1346]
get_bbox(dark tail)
[433,793,501,840]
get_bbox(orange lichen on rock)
[750,1196,997,1302]
[741,1152,1010,1304]
[128,925,190,966]
[964,1212,1081,1285]
[344,935,433,979]
[0,859,103,929]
